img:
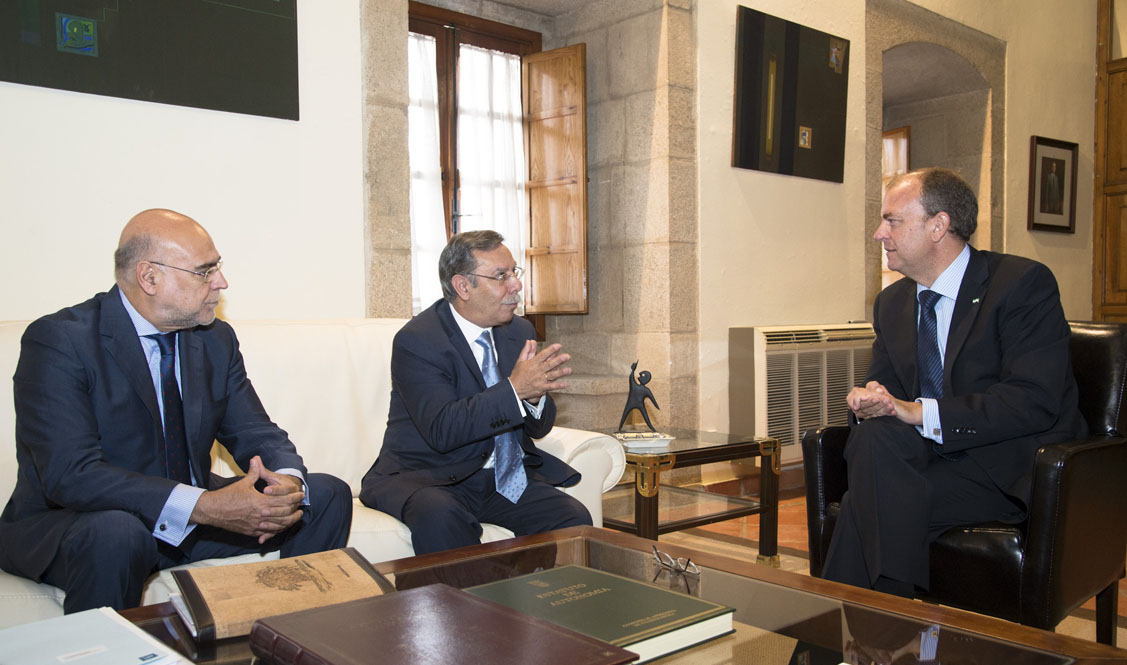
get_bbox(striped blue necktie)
[917,290,944,399]
[147,332,193,485]
[475,331,527,503]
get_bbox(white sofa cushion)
[0,318,623,629]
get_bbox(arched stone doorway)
[865,0,1005,309]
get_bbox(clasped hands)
[848,381,924,426]
[191,455,305,544]
[509,339,571,401]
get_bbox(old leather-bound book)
[249,584,639,665]
[172,548,392,642]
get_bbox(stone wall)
[547,0,700,432]
[361,0,413,318]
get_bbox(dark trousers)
[401,468,591,555]
[42,472,352,613]
[821,417,1023,593]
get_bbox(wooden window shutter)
[522,43,588,314]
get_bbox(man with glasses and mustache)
[360,230,590,554]
[0,209,352,613]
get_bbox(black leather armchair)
[802,321,1127,645]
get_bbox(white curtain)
[408,32,446,313]
[456,44,529,262]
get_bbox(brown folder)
[249,583,640,665]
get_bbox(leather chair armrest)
[1021,434,1127,627]
[801,425,850,577]
[802,426,850,512]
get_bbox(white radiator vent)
[731,323,875,463]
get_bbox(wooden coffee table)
[600,428,780,565]
[125,527,1127,664]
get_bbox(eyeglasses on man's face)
[464,266,524,284]
[150,259,224,284]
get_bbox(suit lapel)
[944,248,989,380]
[100,287,163,431]
[178,329,207,480]
[437,301,487,388]
[888,283,922,399]
[492,320,523,376]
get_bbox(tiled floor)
[693,493,810,554]
[683,489,1127,627]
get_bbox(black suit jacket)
[0,286,305,580]
[359,300,578,520]
[867,248,1087,505]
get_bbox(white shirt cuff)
[276,469,310,506]
[915,398,943,444]
[154,484,205,546]
[524,394,547,419]
[507,380,547,419]
[919,624,940,661]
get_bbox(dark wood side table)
[599,428,781,566]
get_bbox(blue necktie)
[917,290,944,399]
[147,333,193,485]
[475,331,527,503]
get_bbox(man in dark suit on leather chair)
[0,209,352,613]
[359,230,590,555]
[822,168,1087,596]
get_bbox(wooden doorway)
[1094,0,1127,322]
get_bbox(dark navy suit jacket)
[0,286,305,580]
[867,247,1087,506]
[359,299,578,520]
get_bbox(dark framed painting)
[0,0,299,120]
[731,6,849,183]
[1027,136,1078,234]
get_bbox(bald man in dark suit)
[0,209,351,613]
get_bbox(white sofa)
[0,318,625,628]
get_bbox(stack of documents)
[0,607,188,665]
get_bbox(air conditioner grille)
[752,324,875,449]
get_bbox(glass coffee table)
[600,428,781,565]
[126,527,1127,664]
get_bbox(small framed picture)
[1027,136,1078,234]
[798,126,812,149]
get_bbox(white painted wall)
[697,0,868,432]
[0,1,364,321]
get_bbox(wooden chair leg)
[1096,580,1119,646]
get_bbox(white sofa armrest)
[535,427,625,528]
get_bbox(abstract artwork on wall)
[731,6,849,183]
[2,0,299,120]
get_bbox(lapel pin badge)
[972,298,980,304]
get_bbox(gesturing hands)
[191,455,305,544]
[509,340,572,401]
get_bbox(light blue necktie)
[917,290,944,399]
[475,331,527,503]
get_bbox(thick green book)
[467,565,734,663]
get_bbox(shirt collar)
[918,244,970,302]
[118,288,163,338]
[449,302,491,350]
